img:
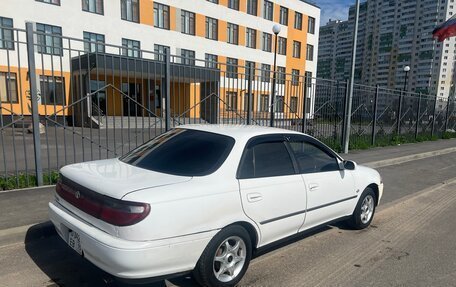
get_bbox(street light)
[403,65,411,91]
[270,24,281,127]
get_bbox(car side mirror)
[343,160,356,170]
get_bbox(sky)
[314,0,352,26]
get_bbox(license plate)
[68,230,83,255]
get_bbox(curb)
[363,146,456,169]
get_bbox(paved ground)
[0,141,455,286]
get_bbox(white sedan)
[49,125,383,287]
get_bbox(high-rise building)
[318,0,455,102]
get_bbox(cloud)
[314,0,351,26]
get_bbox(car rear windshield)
[120,129,235,176]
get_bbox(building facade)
[318,0,455,104]
[0,0,320,124]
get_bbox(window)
[39,75,65,105]
[181,49,195,65]
[181,10,195,35]
[292,69,299,85]
[263,0,274,21]
[122,38,140,58]
[294,12,303,30]
[308,16,315,34]
[226,92,237,111]
[293,41,301,58]
[83,32,105,53]
[121,129,235,177]
[246,28,257,48]
[82,0,103,14]
[227,23,239,45]
[36,0,60,5]
[289,141,339,173]
[205,54,218,68]
[279,7,289,25]
[205,17,218,40]
[275,95,284,112]
[306,44,314,61]
[207,0,218,3]
[290,96,298,113]
[0,72,18,103]
[245,61,255,78]
[262,32,272,52]
[121,0,139,23]
[305,71,312,87]
[247,0,257,15]
[36,23,62,55]
[226,58,238,78]
[0,17,14,50]
[154,2,169,29]
[277,66,286,84]
[238,141,295,179]
[154,44,169,61]
[278,37,287,55]
[228,0,239,10]
[243,93,254,111]
[261,64,271,82]
[259,94,269,112]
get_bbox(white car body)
[49,125,383,281]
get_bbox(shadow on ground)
[24,222,337,287]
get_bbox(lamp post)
[403,65,410,91]
[270,24,281,127]
[397,65,410,135]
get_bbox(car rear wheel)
[193,225,252,287]
[347,187,376,230]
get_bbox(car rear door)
[287,136,357,231]
[237,135,307,246]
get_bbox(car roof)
[177,124,304,141]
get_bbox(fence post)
[396,92,403,136]
[431,94,438,137]
[334,81,339,142]
[25,22,43,186]
[341,81,350,150]
[246,63,253,125]
[301,75,308,134]
[415,92,422,140]
[371,85,379,146]
[164,47,171,131]
[444,96,451,134]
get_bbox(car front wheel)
[193,225,252,287]
[348,187,377,230]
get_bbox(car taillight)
[56,181,150,226]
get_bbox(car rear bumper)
[49,200,218,279]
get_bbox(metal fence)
[1,24,455,189]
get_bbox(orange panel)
[170,6,176,31]
[239,26,246,46]
[219,0,228,7]
[239,0,246,12]
[196,13,206,37]
[274,3,280,23]
[219,20,227,42]
[140,0,154,26]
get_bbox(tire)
[193,225,252,287]
[347,187,377,230]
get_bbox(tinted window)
[121,129,235,176]
[239,141,295,179]
[289,141,339,174]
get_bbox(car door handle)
[308,183,319,191]
[247,193,263,203]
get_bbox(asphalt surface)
[0,141,455,286]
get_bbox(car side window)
[289,141,339,174]
[238,141,295,179]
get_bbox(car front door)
[287,136,357,231]
[237,135,307,247]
